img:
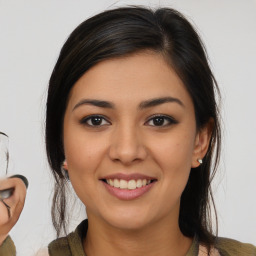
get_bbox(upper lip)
[100,173,157,181]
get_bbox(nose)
[108,124,147,165]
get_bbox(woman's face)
[63,52,208,230]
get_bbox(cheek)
[148,130,195,195]
[63,133,107,206]
[150,131,195,172]
[64,133,106,175]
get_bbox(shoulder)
[48,236,72,255]
[0,236,16,255]
[215,237,256,256]
[48,219,88,256]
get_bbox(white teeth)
[128,180,136,190]
[120,179,128,189]
[106,178,154,190]
[136,179,142,188]
[113,179,120,188]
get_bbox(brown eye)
[146,115,177,127]
[152,117,165,126]
[81,115,110,126]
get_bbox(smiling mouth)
[101,178,157,190]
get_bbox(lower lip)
[101,181,156,200]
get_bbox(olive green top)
[48,219,256,256]
[0,236,16,256]
[1,220,255,255]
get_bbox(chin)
[108,217,149,231]
[100,207,155,231]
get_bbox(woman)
[0,6,255,256]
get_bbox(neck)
[83,213,192,256]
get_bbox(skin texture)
[63,51,212,256]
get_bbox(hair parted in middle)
[46,6,221,250]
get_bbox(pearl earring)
[197,159,203,164]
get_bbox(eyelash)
[146,114,178,127]
[80,115,110,127]
[80,114,178,128]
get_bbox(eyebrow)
[72,97,184,111]
[138,97,184,109]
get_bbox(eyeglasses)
[0,132,12,218]
[0,132,9,177]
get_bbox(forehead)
[67,52,193,110]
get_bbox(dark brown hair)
[46,6,221,250]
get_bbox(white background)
[0,0,256,255]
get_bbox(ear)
[191,118,214,168]
[62,159,68,170]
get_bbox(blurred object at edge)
[0,132,9,177]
